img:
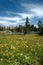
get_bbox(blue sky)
[0,0,43,27]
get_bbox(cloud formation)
[0,1,43,27]
[21,3,43,17]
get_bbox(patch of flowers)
[0,34,43,65]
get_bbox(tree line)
[0,17,43,35]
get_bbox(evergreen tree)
[38,20,43,35]
[25,17,30,32]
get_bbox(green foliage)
[37,20,43,35]
[25,17,30,32]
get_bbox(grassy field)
[0,34,43,65]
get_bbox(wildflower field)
[0,34,43,65]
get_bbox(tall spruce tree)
[25,17,30,32]
[38,20,43,35]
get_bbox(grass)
[0,34,43,65]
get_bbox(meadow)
[0,34,43,65]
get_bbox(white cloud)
[21,3,43,17]
[31,8,43,17]
[0,20,15,26]
[0,20,25,27]
[0,12,34,27]
[0,16,21,21]
[0,16,25,27]
[17,13,34,19]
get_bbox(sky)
[0,0,43,27]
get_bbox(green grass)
[0,34,43,65]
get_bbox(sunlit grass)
[0,34,43,65]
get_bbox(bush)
[38,31,43,36]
